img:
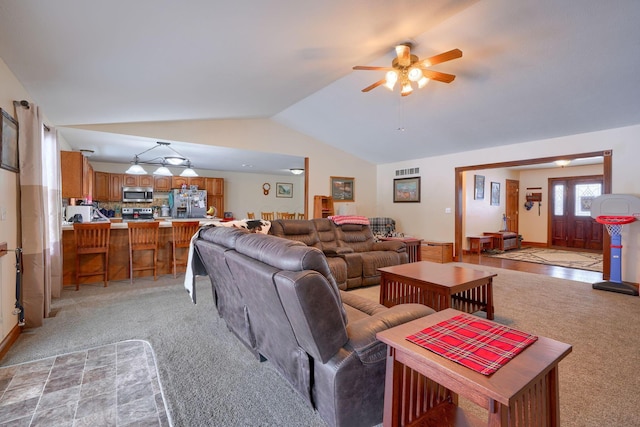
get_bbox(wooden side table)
[379,237,423,263]
[377,309,572,427]
[468,235,493,254]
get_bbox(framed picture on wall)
[276,182,293,198]
[474,175,485,200]
[393,177,421,203]
[491,182,500,206]
[0,108,19,173]
[330,176,354,202]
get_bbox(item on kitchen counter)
[161,204,170,217]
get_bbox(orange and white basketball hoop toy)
[590,195,640,296]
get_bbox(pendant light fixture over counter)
[125,141,198,177]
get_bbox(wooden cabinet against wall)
[421,241,454,263]
[313,196,334,219]
[124,174,153,188]
[171,176,206,189]
[206,178,224,195]
[109,174,123,201]
[154,176,172,192]
[93,172,109,202]
[61,151,93,199]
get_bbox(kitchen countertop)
[62,217,224,231]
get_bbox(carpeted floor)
[1,266,638,426]
[486,247,603,272]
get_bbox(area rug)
[0,340,172,426]
[487,247,602,272]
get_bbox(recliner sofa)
[193,226,433,427]
[269,218,408,290]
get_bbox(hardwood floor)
[460,252,603,283]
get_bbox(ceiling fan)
[353,43,462,96]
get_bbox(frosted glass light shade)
[180,167,198,177]
[153,166,173,176]
[125,164,147,175]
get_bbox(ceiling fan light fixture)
[384,70,398,90]
[153,165,173,176]
[408,67,423,82]
[401,82,413,96]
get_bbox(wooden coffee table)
[377,309,572,427]
[378,261,496,319]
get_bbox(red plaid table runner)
[406,314,538,375]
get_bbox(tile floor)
[0,340,171,426]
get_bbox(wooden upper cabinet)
[93,171,109,202]
[154,176,172,192]
[171,176,206,189]
[171,176,188,189]
[189,176,206,189]
[61,151,93,199]
[206,178,224,195]
[124,174,154,188]
[109,174,123,201]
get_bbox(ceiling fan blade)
[421,48,462,67]
[395,44,411,67]
[353,65,393,71]
[362,79,386,92]
[420,69,456,83]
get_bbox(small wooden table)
[377,308,572,427]
[379,237,423,263]
[468,235,493,254]
[378,261,496,319]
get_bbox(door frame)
[455,150,612,279]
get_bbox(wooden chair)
[127,221,160,284]
[73,222,111,290]
[296,212,305,220]
[247,212,256,219]
[278,212,296,219]
[261,212,275,221]
[169,221,200,278]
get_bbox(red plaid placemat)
[406,314,538,375]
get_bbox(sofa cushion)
[334,223,375,252]
[269,219,321,248]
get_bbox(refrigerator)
[170,188,207,218]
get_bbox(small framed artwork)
[491,182,500,206]
[330,176,354,202]
[393,177,421,203]
[474,175,485,200]
[0,108,19,173]
[276,182,293,198]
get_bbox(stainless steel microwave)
[122,187,153,203]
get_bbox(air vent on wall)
[395,167,420,176]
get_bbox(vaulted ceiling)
[0,0,638,173]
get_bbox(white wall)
[518,164,603,243]
[377,125,640,282]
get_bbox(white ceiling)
[0,0,638,174]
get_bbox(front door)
[549,176,603,250]
[505,179,519,232]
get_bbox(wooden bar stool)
[169,221,200,278]
[73,222,111,290]
[247,212,256,219]
[261,212,274,221]
[127,221,160,283]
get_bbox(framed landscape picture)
[393,177,421,203]
[0,109,19,173]
[330,176,354,202]
[276,182,293,198]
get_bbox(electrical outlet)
[445,208,452,214]
[0,207,6,221]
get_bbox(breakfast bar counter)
[62,219,221,286]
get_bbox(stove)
[122,207,154,221]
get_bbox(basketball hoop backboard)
[589,194,640,219]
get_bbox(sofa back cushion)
[312,218,339,250]
[269,219,321,248]
[334,223,375,252]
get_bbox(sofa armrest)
[323,246,354,256]
[372,240,406,252]
[345,304,434,363]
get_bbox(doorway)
[549,175,603,250]
[505,179,519,233]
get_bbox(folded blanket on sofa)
[328,215,370,225]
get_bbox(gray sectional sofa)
[193,226,433,427]
[269,218,408,290]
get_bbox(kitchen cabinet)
[93,172,110,202]
[206,178,224,195]
[124,174,154,188]
[61,151,93,199]
[154,176,172,192]
[171,176,206,189]
[109,174,123,201]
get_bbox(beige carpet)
[350,263,640,427]
[487,247,603,272]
